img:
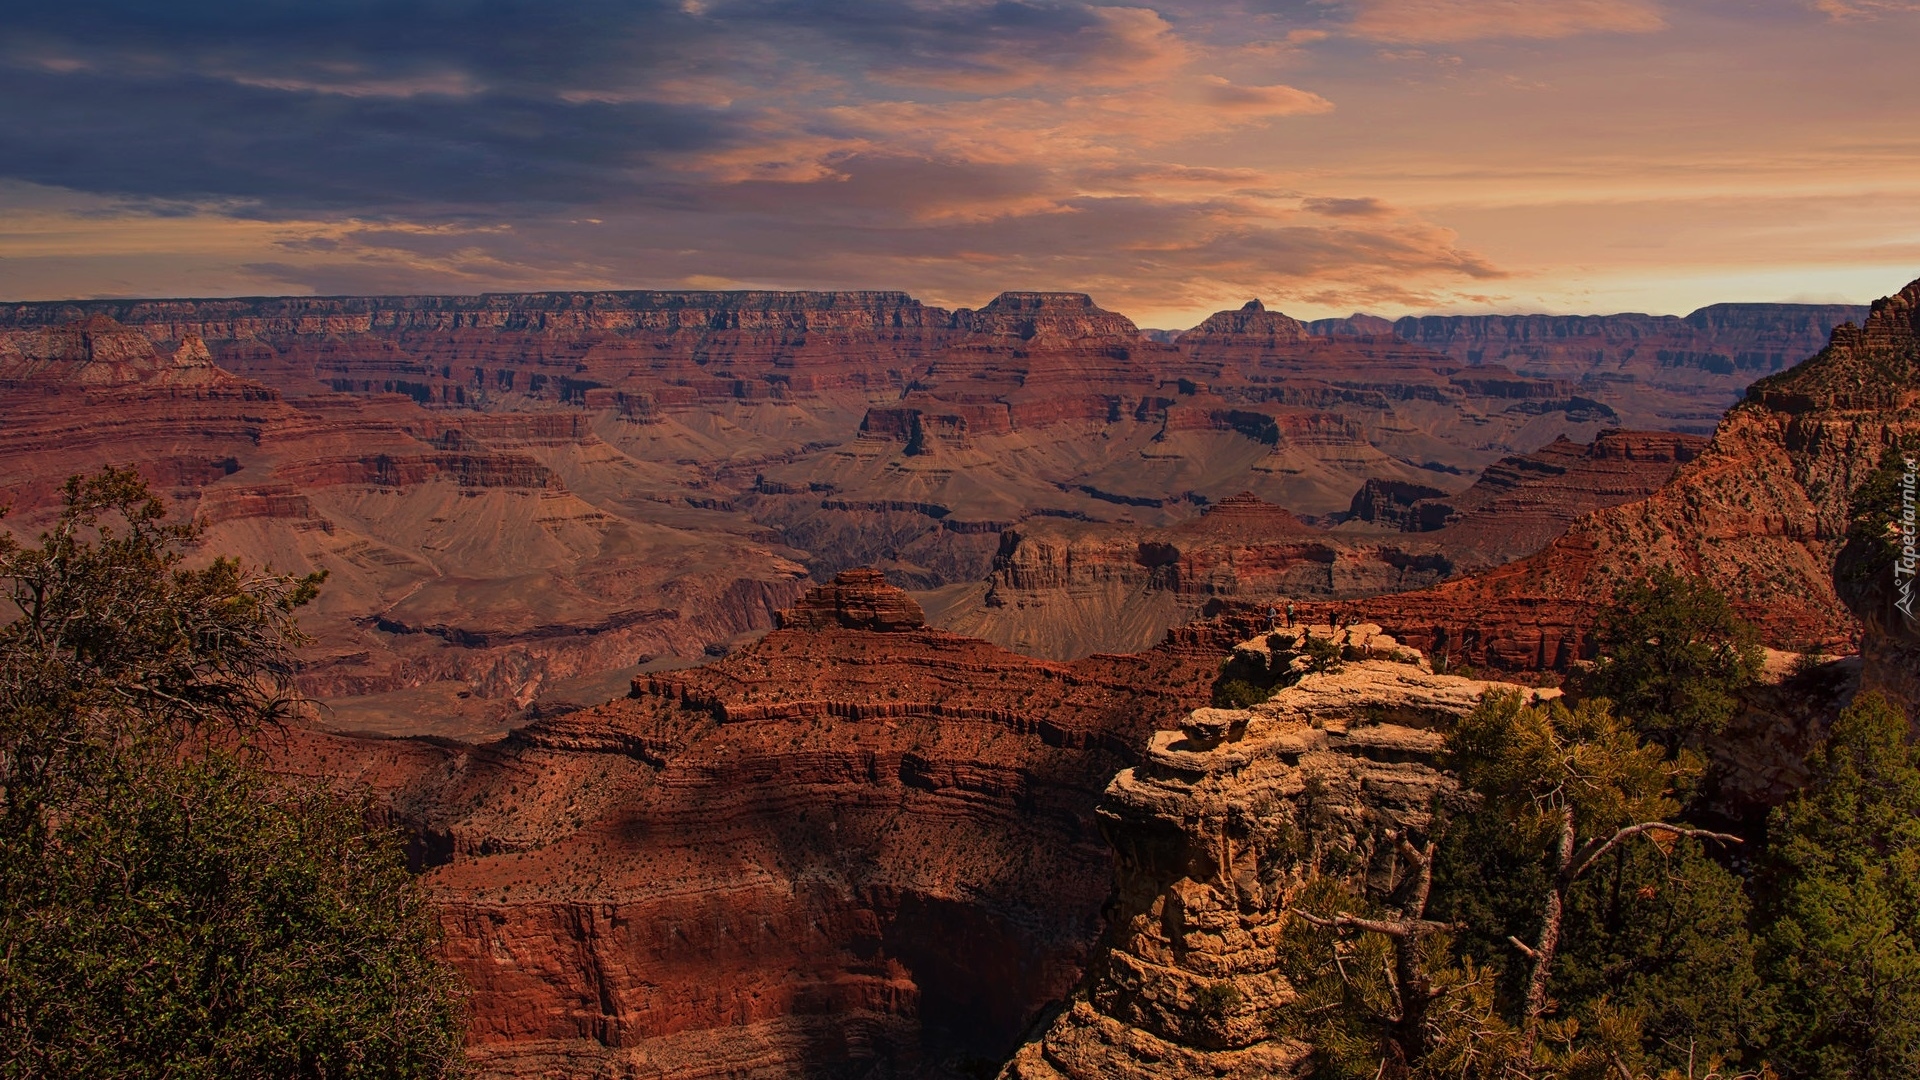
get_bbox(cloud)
[1303,196,1393,217]
[1199,76,1336,115]
[1806,0,1920,16]
[1346,0,1666,43]
[4,0,1908,324]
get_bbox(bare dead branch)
[1296,910,1461,939]
[1568,822,1743,883]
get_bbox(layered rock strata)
[1003,628,1551,1078]
[940,429,1695,659]
[0,289,1870,733]
[1310,304,1870,433]
[1193,279,1920,673]
[276,573,1231,1078]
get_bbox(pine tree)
[1758,691,1920,1079]
[0,469,465,1077]
[1582,568,1765,753]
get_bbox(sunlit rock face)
[1176,279,1920,679]
[0,291,1863,735]
[1004,628,1552,1080]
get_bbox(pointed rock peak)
[171,334,216,367]
[1184,301,1308,342]
[1745,274,1920,411]
[777,567,926,633]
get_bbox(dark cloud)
[0,0,1187,210]
[4,1,702,95]
[0,0,1523,314]
[0,65,733,209]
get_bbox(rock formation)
[270,572,1233,1077]
[1310,304,1870,434]
[776,567,927,631]
[1003,628,1552,1078]
[940,430,1695,659]
[1191,279,1920,676]
[0,288,1870,734]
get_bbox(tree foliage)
[1280,692,1762,1079]
[1757,691,1920,1079]
[0,468,464,1077]
[1581,568,1765,752]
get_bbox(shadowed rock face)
[1825,283,1920,721]
[1003,629,1554,1079]
[273,573,1233,1078]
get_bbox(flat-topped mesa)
[0,289,951,334]
[775,567,926,632]
[1177,298,1312,346]
[1005,638,1556,1080]
[953,291,1145,344]
[1369,304,1871,384]
[1345,479,1453,530]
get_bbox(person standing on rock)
[1286,600,1295,628]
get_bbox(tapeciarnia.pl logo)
[1898,453,1917,624]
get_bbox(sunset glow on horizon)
[3,0,1918,326]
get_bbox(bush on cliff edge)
[0,469,464,1078]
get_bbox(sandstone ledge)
[1005,636,1544,1079]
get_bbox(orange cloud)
[1348,0,1666,43]
[1198,76,1336,116]
[1807,0,1920,16]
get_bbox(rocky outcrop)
[1344,479,1452,530]
[1175,299,1310,347]
[273,606,1232,1078]
[776,568,927,632]
[1823,283,1920,719]
[1003,630,1551,1079]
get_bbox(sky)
[2,0,1917,326]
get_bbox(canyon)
[0,291,1860,736]
[5,280,1909,1077]
[937,429,1703,659]
[1186,278,1919,681]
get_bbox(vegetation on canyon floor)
[1277,570,1920,1080]
[0,469,464,1078]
